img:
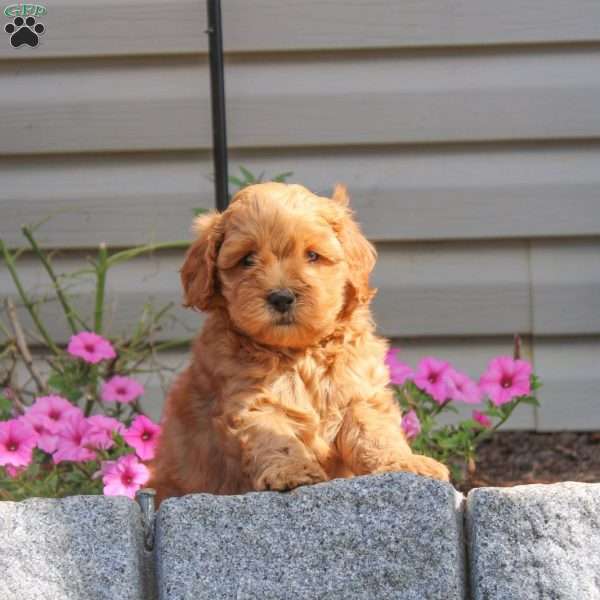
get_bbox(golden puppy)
[149,182,448,504]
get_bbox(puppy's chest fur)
[267,349,383,442]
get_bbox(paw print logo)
[4,16,45,48]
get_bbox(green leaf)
[239,166,256,182]
[530,373,543,391]
[272,171,294,183]
[518,395,540,407]
[47,371,83,402]
[193,207,208,216]
[0,395,12,420]
[228,175,244,188]
[483,400,504,419]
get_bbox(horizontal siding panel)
[1,0,600,60]
[531,240,600,335]
[1,241,531,344]
[3,144,600,248]
[374,242,530,337]
[0,0,205,60]
[534,337,600,431]
[2,48,600,155]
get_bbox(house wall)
[1,1,599,429]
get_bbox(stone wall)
[1,474,598,599]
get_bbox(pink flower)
[101,454,149,499]
[123,415,161,461]
[413,357,453,404]
[28,395,81,429]
[53,413,96,464]
[22,412,60,454]
[473,410,492,429]
[0,419,38,467]
[479,356,532,406]
[401,410,421,440]
[83,415,124,450]
[447,369,482,404]
[101,376,144,404]
[385,348,414,386]
[67,332,116,364]
[4,464,25,478]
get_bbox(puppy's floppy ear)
[180,212,224,311]
[330,185,377,316]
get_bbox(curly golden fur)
[149,182,449,504]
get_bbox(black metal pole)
[206,0,229,211]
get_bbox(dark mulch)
[458,431,600,493]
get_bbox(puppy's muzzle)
[267,289,296,314]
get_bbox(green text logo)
[4,4,47,17]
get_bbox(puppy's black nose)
[267,289,296,313]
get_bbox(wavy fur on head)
[149,182,448,503]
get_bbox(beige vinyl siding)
[1,0,600,59]
[2,49,600,155]
[1,1,599,429]
[3,144,600,248]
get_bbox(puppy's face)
[181,183,376,348]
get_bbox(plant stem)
[84,395,95,417]
[84,365,99,417]
[94,243,108,334]
[106,240,189,268]
[473,399,522,446]
[5,299,47,393]
[21,226,79,334]
[431,398,451,417]
[153,338,192,352]
[0,240,60,354]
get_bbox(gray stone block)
[467,482,600,600]
[0,495,148,600]
[155,473,466,600]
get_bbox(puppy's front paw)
[408,455,450,481]
[255,462,328,492]
[373,454,450,482]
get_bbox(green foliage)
[229,165,293,190]
[0,394,12,420]
[395,377,540,481]
[0,226,185,500]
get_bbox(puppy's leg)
[226,396,329,492]
[336,394,450,481]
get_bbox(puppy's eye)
[241,253,255,268]
[307,251,320,263]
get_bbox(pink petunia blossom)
[385,348,414,386]
[479,356,532,406]
[413,357,453,404]
[83,415,124,451]
[67,332,116,364]
[123,415,161,461]
[401,410,421,440]
[28,395,81,429]
[447,369,482,404]
[4,464,25,478]
[0,419,38,467]
[52,413,97,464]
[100,376,144,404]
[473,410,493,429]
[22,412,60,454]
[101,454,150,499]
